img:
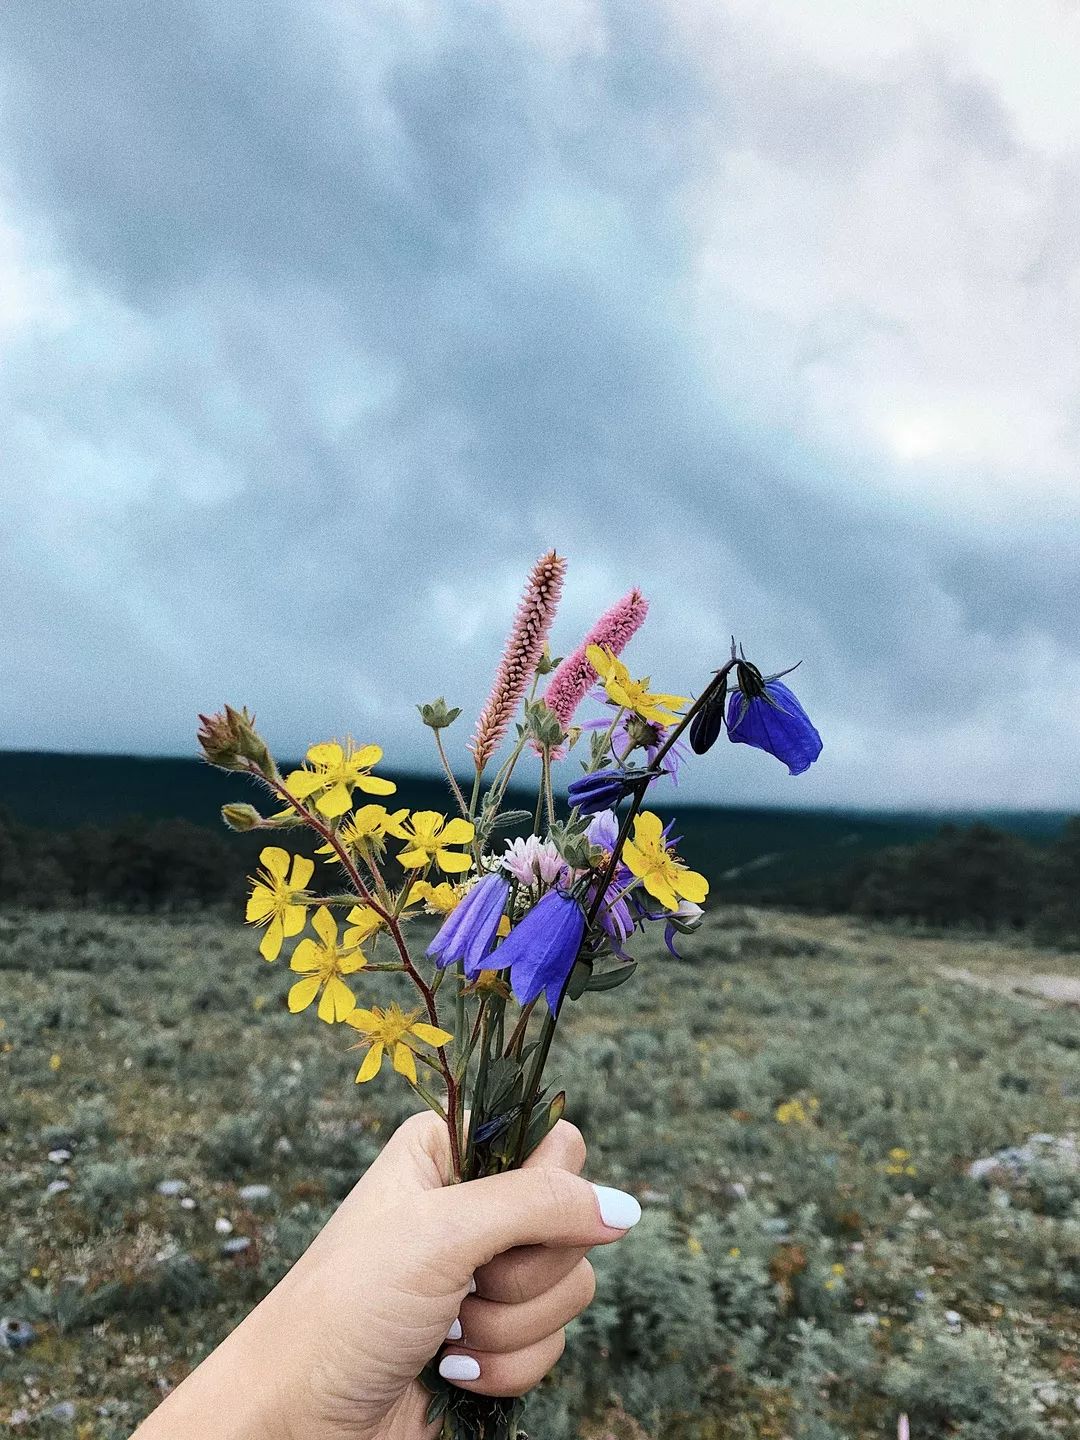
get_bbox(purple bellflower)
[727,680,822,776]
[568,767,648,815]
[427,873,510,979]
[498,889,586,1011]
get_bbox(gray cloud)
[2,0,1078,809]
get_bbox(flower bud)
[734,661,769,702]
[417,697,462,730]
[523,698,567,751]
[535,644,563,676]
[197,705,276,775]
[221,802,263,832]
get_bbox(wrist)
[134,1302,297,1440]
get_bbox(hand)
[134,1112,641,1440]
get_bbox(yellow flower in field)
[775,1096,820,1126]
[317,803,410,860]
[622,811,709,912]
[288,906,366,1023]
[586,645,687,726]
[49,1053,62,1072]
[395,811,475,873]
[285,740,396,818]
[344,1003,453,1084]
[246,847,314,961]
[343,903,386,947]
[406,879,463,915]
[884,1146,917,1177]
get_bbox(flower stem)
[435,730,471,821]
[255,770,463,1179]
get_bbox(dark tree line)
[780,820,1080,946]
[2,806,1078,947]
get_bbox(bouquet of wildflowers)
[196,550,821,1439]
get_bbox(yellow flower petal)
[259,917,284,962]
[642,872,679,911]
[318,976,356,1024]
[397,848,432,868]
[290,855,315,889]
[344,1008,380,1034]
[356,775,397,796]
[281,904,307,938]
[338,948,367,976]
[675,869,709,903]
[307,742,344,767]
[288,975,322,1012]
[317,781,353,818]
[260,846,291,880]
[355,1043,384,1082]
[246,887,275,922]
[409,811,443,842]
[633,812,664,844]
[586,644,613,678]
[435,850,473,874]
[349,743,383,769]
[392,1042,418,1083]
[410,1022,453,1049]
[289,938,321,973]
[439,818,475,846]
[284,770,323,798]
[312,905,337,946]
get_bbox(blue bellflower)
[497,889,586,1010]
[567,767,644,815]
[427,873,510,978]
[726,680,822,776]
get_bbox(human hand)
[135,1111,641,1440]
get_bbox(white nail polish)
[446,1318,463,1341]
[467,1276,477,1293]
[591,1183,642,1230]
[439,1354,481,1382]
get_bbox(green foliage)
[2,907,1078,1436]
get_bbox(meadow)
[2,906,1079,1438]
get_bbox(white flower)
[501,835,566,887]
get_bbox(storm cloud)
[2,0,1078,807]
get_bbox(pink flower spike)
[543,587,650,733]
[468,550,566,775]
[897,1416,910,1440]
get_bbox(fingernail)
[439,1354,481,1382]
[446,1318,463,1341]
[591,1183,642,1231]
[467,1276,477,1293]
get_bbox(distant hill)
[2,750,1068,899]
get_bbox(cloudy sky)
[2,0,1079,810]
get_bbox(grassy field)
[2,907,1079,1438]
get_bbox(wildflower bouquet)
[196,550,821,1440]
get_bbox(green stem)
[435,731,471,821]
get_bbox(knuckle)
[538,1164,582,1216]
[556,1120,587,1172]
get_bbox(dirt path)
[937,965,1080,1006]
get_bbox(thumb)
[418,1165,641,1280]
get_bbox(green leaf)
[565,959,593,1000]
[584,961,638,993]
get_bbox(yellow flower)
[316,803,410,859]
[245,847,314,961]
[687,1235,704,1256]
[405,879,463,914]
[586,645,688,726]
[49,1053,62,1072]
[622,811,709,912]
[288,906,366,1023]
[775,1096,820,1126]
[285,740,396,818]
[344,1003,453,1084]
[395,811,475,873]
[343,903,386,947]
